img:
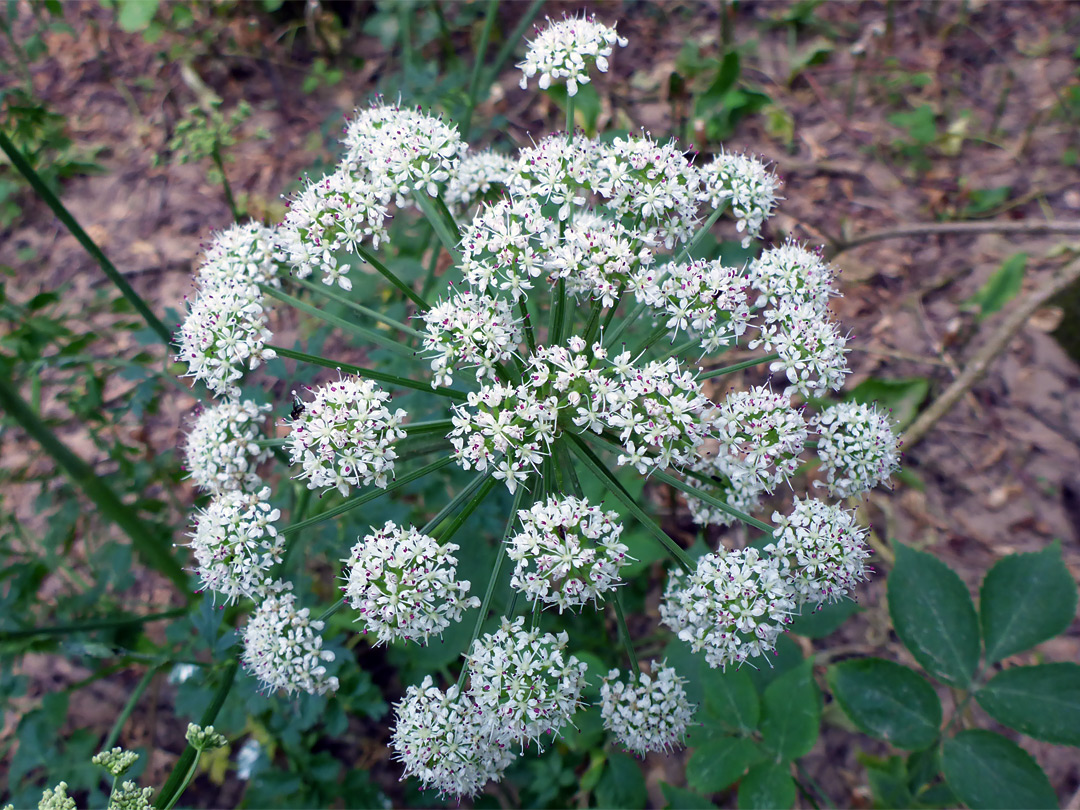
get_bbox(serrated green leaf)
[737,761,796,810]
[828,658,942,750]
[979,541,1078,663]
[888,544,980,687]
[702,667,759,733]
[967,253,1026,320]
[759,659,820,760]
[942,730,1057,809]
[847,376,930,429]
[976,663,1080,747]
[687,738,764,794]
[661,782,716,809]
[596,750,647,809]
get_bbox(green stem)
[699,352,780,380]
[652,467,774,534]
[659,337,701,361]
[461,0,499,140]
[255,438,287,449]
[0,373,187,590]
[612,592,640,677]
[674,202,727,265]
[413,193,462,266]
[355,244,430,310]
[267,344,466,400]
[431,476,498,544]
[420,470,491,536]
[210,143,241,223]
[103,664,163,751]
[518,296,537,353]
[261,284,415,357]
[482,0,544,89]
[0,129,172,347]
[318,598,346,623]
[632,324,671,356]
[154,660,239,810]
[549,278,567,345]
[0,608,187,642]
[282,456,455,536]
[289,276,423,338]
[565,433,694,571]
[604,301,648,348]
[456,483,528,692]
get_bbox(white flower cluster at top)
[169,13,905,803]
[285,375,408,497]
[508,495,631,612]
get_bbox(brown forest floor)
[2,1,1079,808]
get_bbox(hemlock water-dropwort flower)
[169,12,905,801]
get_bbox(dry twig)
[827,219,1080,258]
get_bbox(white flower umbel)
[342,99,465,202]
[461,196,557,298]
[813,401,900,498]
[275,165,391,289]
[698,151,782,247]
[595,134,700,248]
[659,547,796,670]
[546,215,654,307]
[286,376,407,496]
[508,495,631,612]
[511,134,600,222]
[446,149,517,215]
[464,617,588,750]
[196,222,281,293]
[752,302,850,398]
[183,399,272,495]
[713,385,808,491]
[517,14,626,97]
[188,486,284,603]
[684,450,769,529]
[635,259,751,353]
[449,381,559,493]
[421,290,522,387]
[748,242,835,314]
[391,676,515,800]
[599,661,696,756]
[768,498,872,606]
[242,581,339,696]
[343,521,479,645]
[176,281,276,399]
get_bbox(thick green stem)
[632,324,671,356]
[674,203,727,265]
[413,193,462,266]
[267,344,466,400]
[604,301,648,348]
[289,276,423,338]
[431,476,498,544]
[0,373,187,590]
[518,296,537,354]
[0,608,187,642]
[699,352,779,380]
[0,129,172,347]
[420,470,491,536]
[356,244,430,310]
[550,278,567,345]
[652,467,774,534]
[210,143,241,222]
[612,592,640,677]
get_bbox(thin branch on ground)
[827,219,1080,258]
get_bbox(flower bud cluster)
[107,782,155,810]
[599,661,696,756]
[286,376,407,497]
[517,14,626,97]
[390,676,516,800]
[343,521,479,645]
[183,399,271,495]
[461,196,556,298]
[698,151,782,247]
[186,723,228,751]
[712,385,808,490]
[508,495,631,612]
[813,402,901,498]
[463,617,588,750]
[421,290,522,387]
[242,581,339,696]
[188,486,283,603]
[546,216,653,307]
[92,748,139,778]
[512,134,599,222]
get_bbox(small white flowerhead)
[461,196,557,298]
[508,495,632,612]
[286,376,408,496]
[813,401,900,498]
[421,291,522,387]
[188,486,284,603]
[600,661,696,755]
[768,498,872,606]
[464,617,588,750]
[183,399,271,495]
[343,521,479,645]
[518,14,627,98]
[683,450,769,529]
[196,222,281,294]
[391,676,515,800]
[713,385,808,491]
[446,149,517,215]
[241,581,339,697]
[698,150,782,247]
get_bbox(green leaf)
[116,0,158,32]
[595,750,648,809]
[827,658,942,750]
[745,634,804,695]
[687,738,764,794]
[696,51,741,113]
[888,105,938,145]
[857,753,914,809]
[888,543,980,688]
[702,667,759,733]
[847,376,930,430]
[942,730,1057,810]
[966,253,1027,320]
[976,664,1080,747]
[789,600,861,639]
[979,541,1078,663]
[759,660,821,760]
[737,761,796,810]
[661,782,716,809]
